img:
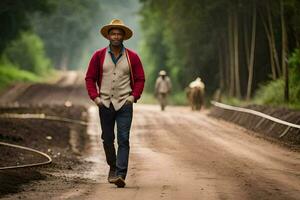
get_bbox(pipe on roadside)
[0,142,52,170]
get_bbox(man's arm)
[85,51,99,101]
[131,53,145,102]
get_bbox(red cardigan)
[85,47,145,101]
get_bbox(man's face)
[108,28,124,47]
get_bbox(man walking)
[155,70,172,111]
[85,19,145,188]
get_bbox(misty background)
[1,0,300,108]
[31,0,142,70]
[79,0,142,70]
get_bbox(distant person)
[186,77,205,110]
[85,19,145,188]
[155,70,172,111]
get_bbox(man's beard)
[110,40,123,47]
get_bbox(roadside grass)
[0,31,57,93]
[218,78,300,110]
[221,50,300,110]
[253,78,300,110]
[141,87,300,109]
[220,96,245,107]
[253,79,285,106]
[0,63,39,91]
[0,63,57,93]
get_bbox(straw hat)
[159,70,167,76]
[100,19,133,40]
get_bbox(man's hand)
[94,97,102,106]
[125,95,134,105]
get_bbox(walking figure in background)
[186,77,205,110]
[155,70,172,111]
[85,19,145,188]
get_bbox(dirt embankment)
[0,105,90,197]
[0,72,94,199]
[209,104,300,149]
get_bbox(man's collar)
[108,44,125,53]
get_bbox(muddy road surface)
[1,71,300,200]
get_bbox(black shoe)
[111,176,126,188]
[107,168,116,183]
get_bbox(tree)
[139,0,300,102]
[246,1,257,100]
[0,0,52,54]
[31,0,101,69]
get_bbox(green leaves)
[31,0,102,69]
[139,0,300,107]
[0,0,53,53]
[3,32,51,75]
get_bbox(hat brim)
[100,25,133,40]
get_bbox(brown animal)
[186,77,205,110]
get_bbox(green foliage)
[254,48,300,108]
[139,0,300,103]
[0,0,53,53]
[288,49,300,103]
[3,32,51,75]
[0,60,39,91]
[222,96,245,107]
[254,79,285,105]
[169,91,188,105]
[289,49,300,76]
[139,0,222,94]
[0,1,54,88]
[31,0,102,69]
[138,1,168,92]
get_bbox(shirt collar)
[108,44,125,54]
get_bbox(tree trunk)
[267,2,281,77]
[244,16,250,67]
[260,9,277,80]
[246,3,257,100]
[218,41,224,92]
[224,32,231,94]
[233,8,241,98]
[281,0,289,102]
[228,11,235,96]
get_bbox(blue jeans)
[99,102,133,179]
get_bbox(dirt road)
[60,104,299,200]
[1,71,300,200]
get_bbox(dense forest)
[0,0,140,88]
[1,0,299,107]
[0,0,103,71]
[138,0,300,107]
